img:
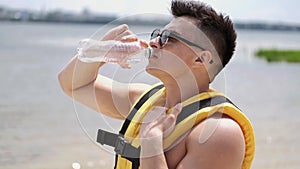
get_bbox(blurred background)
[0,0,299,169]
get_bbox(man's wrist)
[140,135,164,158]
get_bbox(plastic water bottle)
[77,39,151,64]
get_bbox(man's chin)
[145,66,160,78]
[146,66,170,82]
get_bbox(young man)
[58,1,255,169]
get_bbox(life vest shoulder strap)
[176,95,237,124]
[119,83,164,135]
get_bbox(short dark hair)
[171,0,237,68]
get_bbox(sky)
[0,0,299,24]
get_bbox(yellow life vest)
[103,83,255,169]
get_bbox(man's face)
[146,16,203,80]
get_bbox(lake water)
[0,21,300,169]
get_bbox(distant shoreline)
[1,5,300,32]
[2,19,300,32]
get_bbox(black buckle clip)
[114,136,126,155]
[97,129,106,145]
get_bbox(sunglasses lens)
[150,29,171,46]
[160,31,170,46]
[150,29,160,40]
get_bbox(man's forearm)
[58,55,105,94]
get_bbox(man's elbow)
[57,71,72,97]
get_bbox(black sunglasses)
[150,29,205,51]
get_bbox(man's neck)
[162,76,209,108]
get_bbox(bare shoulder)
[177,114,245,169]
[91,77,150,119]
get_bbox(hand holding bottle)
[77,39,149,64]
[76,24,149,68]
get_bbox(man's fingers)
[115,30,134,40]
[109,24,129,39]
[101,24,129,41]
[139,40,149,48]
[142,106,167,124]
[120,34,138,42]
[162,114,177,137]
[162,103,182,136]
[141,104,182,138]
[119,63,132,69]
[167,103,182,117]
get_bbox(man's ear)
[193,51,213,66]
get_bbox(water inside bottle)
[77,39,151,64]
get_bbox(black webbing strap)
[176,95,237,124]
[119,84,164,135]
[97,129,140,158]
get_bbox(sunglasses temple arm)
[171,33,206,51]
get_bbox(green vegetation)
[255,49,300,63]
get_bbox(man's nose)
[149,36,162,49]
